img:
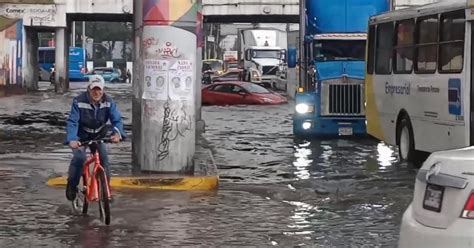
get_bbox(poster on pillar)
[143,59,169,100]
[168,60,193,101]
[142,25,196,102]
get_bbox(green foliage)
[79,22,132,61]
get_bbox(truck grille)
[262,66,278,75]
[321,78,365,116]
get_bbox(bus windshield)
[313,40,366,61]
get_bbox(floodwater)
[0,83,417,247]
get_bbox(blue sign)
[448,78,462,116]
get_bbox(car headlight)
[295,103,314,114]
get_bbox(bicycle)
[72,138,112,225]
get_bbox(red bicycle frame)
[82,149,111,202]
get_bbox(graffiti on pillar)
[157,41,180,58]
[157,100,192,160]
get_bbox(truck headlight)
[295,103,314,114]
[251,71,260,80]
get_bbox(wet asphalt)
[0,82,417,247]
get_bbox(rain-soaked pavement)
[0,82,418,247]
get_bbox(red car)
[202,81,287,105]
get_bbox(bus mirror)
[288,47,297,68]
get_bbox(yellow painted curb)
[47,175,219,191]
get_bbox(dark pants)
[67,143,111,189]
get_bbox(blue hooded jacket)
[65,91,126,143]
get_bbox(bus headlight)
[295,103,314,114]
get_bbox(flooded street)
[0,83,417,247]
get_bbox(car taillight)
[461,192,474,219]
[80,67,85,73]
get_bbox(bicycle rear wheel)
[97,172,111,225]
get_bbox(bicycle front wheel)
[82,175,89,214]
[97,172,111,225]
[72,175,88,215]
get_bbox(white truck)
[238,29,287,89]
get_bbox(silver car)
[398,147,474,247]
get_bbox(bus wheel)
[397,116,415,162]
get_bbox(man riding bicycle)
[65,75,126,201]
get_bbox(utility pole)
[82,21,86,49]
[72,21,76,47]
[299,0,306,89]
[132,0,200,173]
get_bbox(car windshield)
[242,83,270,94]
[313,40,366,61]
[252,50,280,59]
[204,61,223,71]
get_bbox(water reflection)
[377,142,398,168]
[293,143,312,180]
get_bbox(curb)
[47,175,219,191]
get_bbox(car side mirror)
[238,91,247,96]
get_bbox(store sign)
[0,4,63,27]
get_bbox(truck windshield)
[252,50,280,59]
[313,40,366,61]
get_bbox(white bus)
[365,0,474,162]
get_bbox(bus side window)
[38,50,44,63]
[394,19,415,74]
[45,50,55,64]
[375,22,394,75]
[439,10,465,73]
[415,15,438,74]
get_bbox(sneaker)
[66,181,77,201]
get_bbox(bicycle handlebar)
[79,138,113,147]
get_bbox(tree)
[85,22,132,61]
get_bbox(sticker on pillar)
[142,59,169,100]
[168,60,194,101]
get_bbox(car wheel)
[396,115,415,162]
[111,79,119,83]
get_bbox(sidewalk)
[0,82,219,191]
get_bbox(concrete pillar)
[132,0,199,173]
[55,27,69,93]
[132,0,144,173]
[23,27,39,91]
[196,4,205,135]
